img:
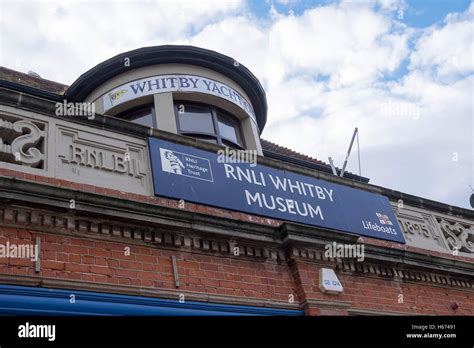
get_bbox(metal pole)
[328,157,338,176]
[339,127,358,177]
[357,129,362,179]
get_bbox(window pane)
[121,107,154,128]
[217,114,242,146]
[218,121,238,143]
[178,105,215,134]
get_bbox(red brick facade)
[1,168,473,316]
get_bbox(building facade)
[0,46,473,316]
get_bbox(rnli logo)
[161,149,185,175]
[108,89,128,105]
[159,148,213,182]
[376,212,393,225]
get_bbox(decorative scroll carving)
[0,115,45,168]
[393,203,474,257]
[439,219,474,253]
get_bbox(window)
[177,104,215,134]
[175,101,244,148]
[117,105,155,128]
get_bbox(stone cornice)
[279,221,360,245]
[286,246,473,289]
[0,176,277,242]
[279,222,474,281]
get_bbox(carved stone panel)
[394,204,449,253]
[0,113,46,169]
[438,218,474,254]
[55,123,152,195]
[393,202,474,258]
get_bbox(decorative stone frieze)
[392,202,473,258]
[0,113,46,168]
[438,218,474,254]
[0,105,153,196]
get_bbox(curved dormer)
[67,45,267,154]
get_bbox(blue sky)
[0,0,473,209]
[248,0,471,27]
[245,0,473,84]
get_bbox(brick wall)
[1,226,473,315]
[291,260,474,315]
[0,227,295,302]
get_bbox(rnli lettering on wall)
[103,74,256,121]
[148,138,406,243]
[55,125,150,195]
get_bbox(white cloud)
[375,0,406,11]
[409,2,474,81]
[267,3,410,87]
[0,0,243,83]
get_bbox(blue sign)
[148,138,405,243]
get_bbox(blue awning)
[0,285,303,316]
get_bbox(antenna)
[328,127,362,179]
[356,128,361,178]
[328,156,338,176]
[339,127,359,178]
